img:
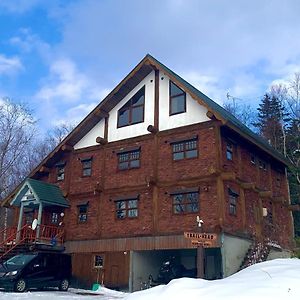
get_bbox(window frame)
[115,197,139,220]
[77,203,89,224]
[51,212,59,225]
[228,188,238,216]
[94,254,104,269]
[226,142,233,161]
[81,157,92,177]
[169,81,186,116]
[171,190,199,215]
[117,86,145,128]
[56,162,65,181]
[171,138,198,161]
[117,149,141,171]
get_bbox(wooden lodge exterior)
[0,55,294,291]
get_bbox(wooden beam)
[96,136,107,145]
[240,188,246,229]
[39,166,50,173]
[240,182,256,190]
[61,145,73,152]
[259,191,272,198]
[94,109,109,118]
[287,204,300,211]
[104,117,109,142]
[221,172,236,181]
[217,176,225,227]
[154,69,160,130]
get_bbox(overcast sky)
[1,0,300,130]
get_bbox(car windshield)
[5,254,37,266]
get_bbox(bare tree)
[223,94,256,129]
[0,98,37,199]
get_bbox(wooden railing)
[38,224,64,244]
[0,224,65,261]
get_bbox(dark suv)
[0,252,71,292]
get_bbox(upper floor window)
[81,157,92,177]
[77,203,89,223]
[172,138,198,161]
[226,142,233,160]
[169,81,186,115]
[259,160,267,171]
[228,188,238,215]
[171,190,199,214]
[117,148,140,170]
[51,212,59,224]
[115,197,138,219]
[117,86,145,128]
[56,162,65,181]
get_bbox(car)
[0,252,71,292]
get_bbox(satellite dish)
[31,219,38,230]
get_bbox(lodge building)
[0,55,294,291]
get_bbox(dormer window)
[117,86,145,128]
[169,81,186,115]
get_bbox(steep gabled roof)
[11,178,69,207]
[1,54,288,207]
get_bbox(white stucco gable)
[74,119,105,150]
[158,71,210,131]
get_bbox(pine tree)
[255,93,288,153]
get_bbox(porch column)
[36,202,43,239]
[16,202,24,241]
[197,246,205,278]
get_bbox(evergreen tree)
[255,93,288,153]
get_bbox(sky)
[1,0,300,131]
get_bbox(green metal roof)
[11,178,69,207]
[146,54,288,165]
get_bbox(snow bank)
[126,259,300,300]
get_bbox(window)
[172,138,198,161]
[94,255,104,268]
[81,158,92,176]
[169,81,186,115]
[115,197,138,219]
[77,203,88,223]
[259,160,267,171]
[118,149,140,170]
[56,162,65,181]
[117,86,145,127]
[172,191,199,214]
[226,142,233,160]
[250,154,256,164]
[228,188,238,215]
[51,212,59,224]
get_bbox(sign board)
[184,232,219,248]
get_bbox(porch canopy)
[10,178,69,236]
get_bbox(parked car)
[0,252,71,292]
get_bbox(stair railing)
[0,224,35,261]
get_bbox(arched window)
[117,86,145,127]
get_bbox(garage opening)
[130,248,222,291]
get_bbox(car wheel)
[14,278,27,293]
[59,278,69,291]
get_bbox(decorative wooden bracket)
[96,136,108,145]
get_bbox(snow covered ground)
[0,259,299,300]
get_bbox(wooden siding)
[65,234,198,253]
